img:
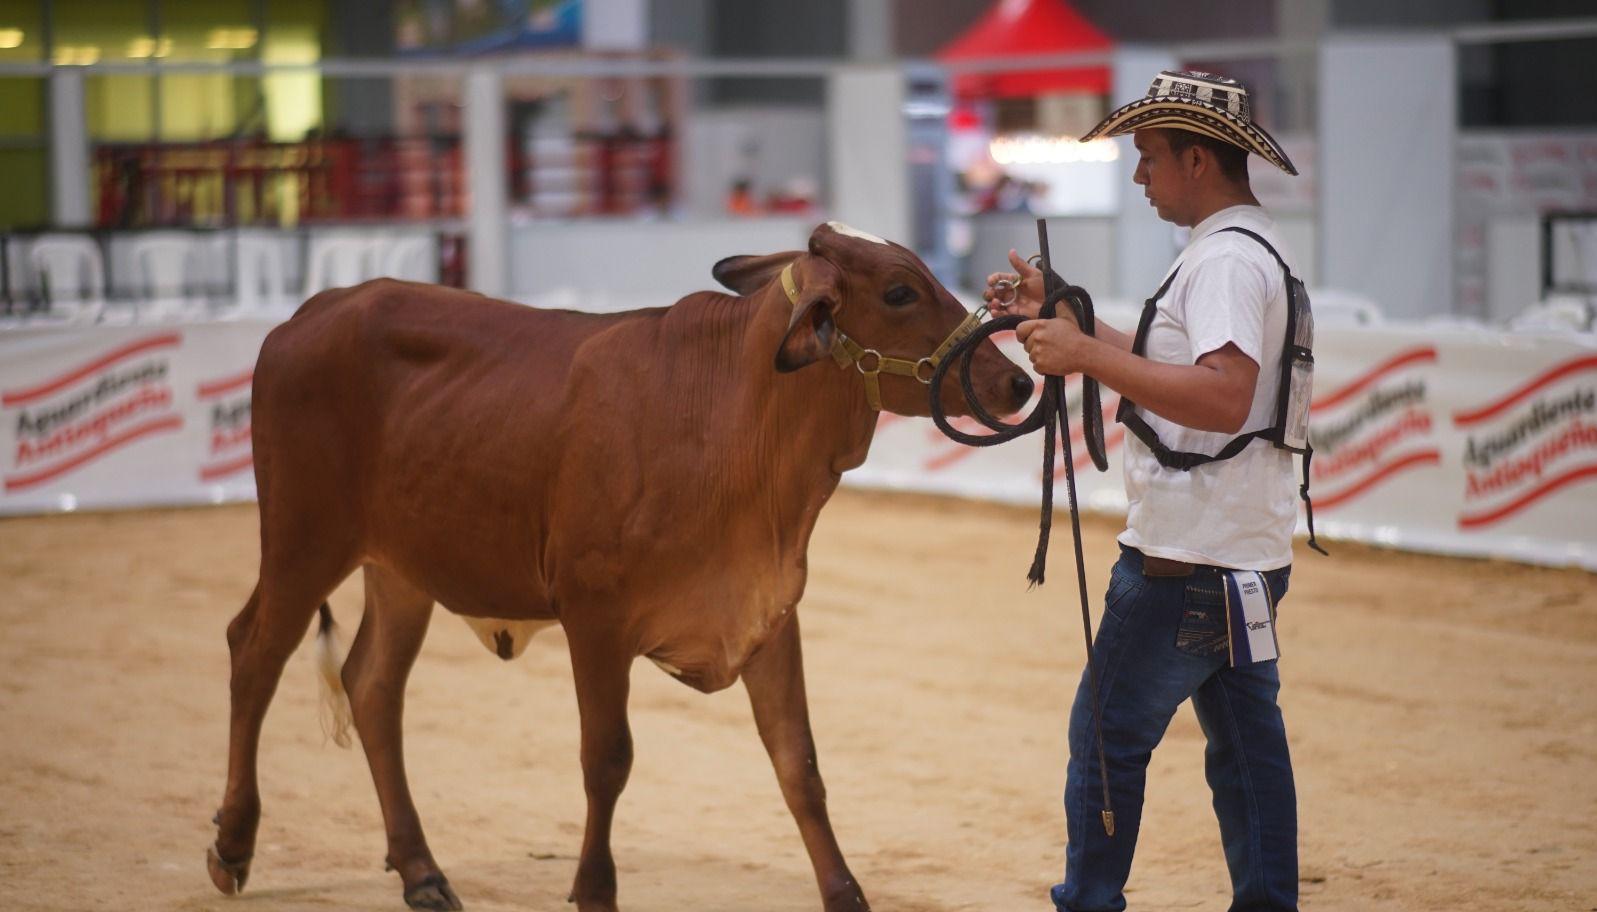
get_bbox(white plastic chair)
[303,235,380,296]
[231,231,291,314]
[1307,288,1384,327]
[198,234,234,303]
[375,233,437,283]
[128,232,199,298]
[2,238,30,318]
[28,235,105,322]
[128,232,208,320]
[1508,294,1596,333]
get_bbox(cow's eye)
[883,284,918,307]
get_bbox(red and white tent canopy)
[937,0,1113,98]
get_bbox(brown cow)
[207,222,1031,912]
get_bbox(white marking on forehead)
[826,221,888,245]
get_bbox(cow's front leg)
[566,630,635,912]
[343,567,461,912]
[743,612,870,912]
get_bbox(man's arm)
[1017,317,1258,434]
[984,249,1134,353]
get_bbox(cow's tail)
[314,603,354,749]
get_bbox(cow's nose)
[1010,372,1035,406]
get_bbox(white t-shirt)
[1116,204,1297,571]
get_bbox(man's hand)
[1017,315,1090,376]
[985,249,1072,324]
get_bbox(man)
[985,71,1309,912]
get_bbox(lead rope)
[928,219,1115,837]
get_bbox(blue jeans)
[1051,546,1297,912]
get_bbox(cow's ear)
[712,251,802,294]
[775,281,839,373]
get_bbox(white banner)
[0,320,273,515]
[3,317,1594,571]
[849,324,1597,572]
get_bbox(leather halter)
[779,262,985,411]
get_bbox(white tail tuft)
[314,606,354,749]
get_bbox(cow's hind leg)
[566,629,634,912]
[343,565,461,912]
[742,613,870,912]
[210,563,347,895]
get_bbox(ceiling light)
[989,136,1120,166]
[127,36,171,58]
[52,45,101,66]
[206,27,258,50]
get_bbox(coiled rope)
[927,220,1117,837]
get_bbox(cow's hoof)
[566,892,619,912]
[404,873,464,911]
[206,845,251,895]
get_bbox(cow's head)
[712,222,1032,418]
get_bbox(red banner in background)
[1,321,274,513]
[1453,355,1597,530]
[851,323,1597,571]
[2,316,1595,570]
[197,369,254,483]
[1307,346,1441,511]
[3,333,184,493]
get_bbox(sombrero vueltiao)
[1080,70,1298,176]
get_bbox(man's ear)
[774,261,842,373]
[712,251,803,294]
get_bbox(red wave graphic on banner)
[4,415,184,492]
[1457,462,1597,529]
[1451,355,1597,427]
[1311,408,1432,483]
[1,333,182,407]
[1311,449,1441,511]
[199,452,255,482]
[1311,347,1437,413]
[1073,428,1124,469]
[924,416,986,471]
[197,369,254,400]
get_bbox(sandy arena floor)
[1,489,1594,912]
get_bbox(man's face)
[1132,129,1196,227]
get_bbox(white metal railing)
[0,15,1589,80]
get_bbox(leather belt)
[1138,551,1197,577]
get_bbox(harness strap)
[1301,448,1328,556]
[1119,414,1271,471]
[1115,229,1327,555]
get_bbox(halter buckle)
[855,349,882,375]
[990,279,1018,306]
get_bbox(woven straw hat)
[1079,70,1297,176]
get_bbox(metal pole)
[463,65,508,298]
